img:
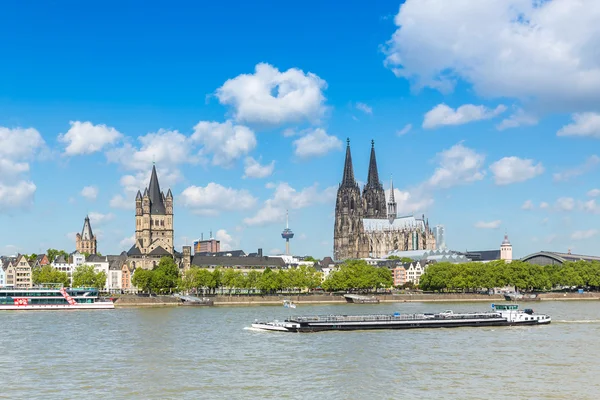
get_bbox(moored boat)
[250,304,551,332]
[0,286,114,310]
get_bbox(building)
[433,225,445,250]
[35,254,50,266]
[194,237,220,254]
[0,263,5,287]
[127,164,175,269]
[521,250,600,266]
[387,248,470,264]
[392,266,406,286]
[6,254,32,288]
[76,215,97,255]
[190,255,286,272]
[460,234,513,263]
[333,139,436,260]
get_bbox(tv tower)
[281,210,294,255]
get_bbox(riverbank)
[112,292,600,307]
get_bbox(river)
[1,301,599,399]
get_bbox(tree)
[150,257,180,293]
[72,265,106,289]
[32,265,70,287]
[132,268,153,293]
[47,248,69,263]
[27,253,38,262]
[303,256,318,262]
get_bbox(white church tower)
[500,233,513,262]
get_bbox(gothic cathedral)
[333,140,436,260]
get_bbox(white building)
[405,261,426,285]
[0,265,5,287]
[433,225,446,250]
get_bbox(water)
[1,301,599,399]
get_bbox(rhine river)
[1,301,599,399]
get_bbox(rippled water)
[1,301,599,399]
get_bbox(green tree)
[150,257,180,293]
[32,265,70,287]
[47,249,69,263]
[132,268,153,293]
[72,265,106,289]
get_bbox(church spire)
[81,215,94,240]
[387,175,397,225]
[147,164,166,214]
[366,139,381,189]
[341,138,356,187]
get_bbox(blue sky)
[2,0,600,258]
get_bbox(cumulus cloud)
[88,212,115,225]
[555,197,575,212]
[571,229,598,240]
[192,121,256,167]
[557,113,600,138]
[59,121,122,155]
[119,234,136,249]
[490,157,544,185]
[0,126,45,212]
[386,188,433,215]
[180,183,257,216]
[215,229,238,251]
[580,199,600,214]
[293,128,342,158]
[521,200,534,210]
[427,143,485,188]
[355,102,373,115]
[383,0,600,111]
[540,202,550,210]
[553,155,600,182]
[215,63,327,126]
[423,103,506,129]
[587,189,600,197]
[109,194,133,210]
[80,186,98,201]
[244,182,336,226]
[496,108,538,130]
[243,157,275,179]
[397,123,412,136]
[474,220,502,229]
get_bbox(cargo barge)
[251,304,551,332]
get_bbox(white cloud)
[490,157,544,185]
[107,129,195,171]
[244,182,336,226]
[109,194,133,210]
[555,197,575,212]
[215,229,238,251]
[215,63,327,126]
[243,157,275,179]
[293,128,342,158]
[397,123,412,136]
[180,183,257,216]
[496,108,538,130]
[580,199,600,214]
[88,212,114,226]
[571,229,598,240]
[191,121,257,167]
[557,113,600,138]
[59,121,122,155]
[428,143,485,188]
[423,103,506,129]
[587,189,600,197]
[119,234,136,249]
[0,127,45,212]
[553,155,600,182]
[80,186,98,201]
[474,220,502,229]
[521,200,534,210]
[383,0,600,111]
[540,202,550,209]
[356,102,373,115]
[387,188,433,215]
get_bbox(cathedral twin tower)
[333,139,436,260]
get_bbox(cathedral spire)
[81,215,94,240]
[366,139,381,189]
[147,164,166,215]
[341,138,356,188]
[387,175,397,225]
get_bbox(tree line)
[321,260,393,292]
[419,260,600,292]
[32,265,106,288]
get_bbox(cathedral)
[126,164,177,269]
[333,139,436,260]
[76,215,97,254]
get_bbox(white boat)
[0,286,114,310]
[283,299,296,309]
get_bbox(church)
[333,139,436,260]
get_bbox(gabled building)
[36,254,50,266]
[76,215,97,255]
[6,254,33,288]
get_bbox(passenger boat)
[0,286,114,310]
[251,304,551,332]
[283,299,296,309]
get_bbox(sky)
[2,0,600,259]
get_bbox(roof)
[340,138,356,188]
[80,216,94,240]
[54,255,67,264]
[522,251,600,264]
[148,246,171,256]
[459,250,501,262]
[194,250,247,257]
[86,254,106,263]
[365,140,382,190]
[127,245,142,256]
[502,234,511,245]
[107,254,128,270]
[363,215,425,231]
[191,256,286,268]
[147,165,166,215]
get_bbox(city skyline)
[2,0,600,258]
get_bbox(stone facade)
[76,216,97,254]
[333,140,436,260]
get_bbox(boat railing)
[289,312,503,323]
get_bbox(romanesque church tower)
[333,139,368,260]
[133,164,174,256]
[362,140,386,219]
[76,215,97,254]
